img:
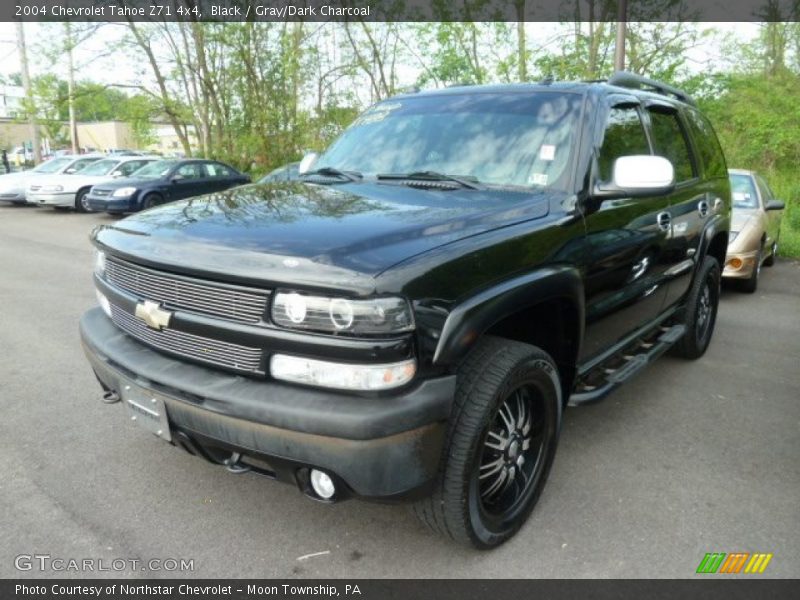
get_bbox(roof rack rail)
[607,71,696,106]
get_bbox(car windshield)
[131,160,178,179]
[315,91,582,191]
[32,158,73,174]
[78,159,119,176]
[729,173,759,209]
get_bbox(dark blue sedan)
[86,159,250,214]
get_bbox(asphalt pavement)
[1,204,798,579]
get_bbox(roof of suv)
[393,72,695,108]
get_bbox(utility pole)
[65,22,79,154]
[614,0,628,72]
[15,21,41,164]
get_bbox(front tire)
[763,240,777,267]
[739,247,762,293]
[672,256,721,359]
[413,336,562,549]
[74,189,93,213]
[141,193,161,211]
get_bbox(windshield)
[316,91,582,190]
[78,159,119,176]
[729,173,759,209]
[33,158,73,174]
[130,160,178,179]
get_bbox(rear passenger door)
[643,104,706,310]
[203,162,237,193]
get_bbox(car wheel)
[142,193,161,210]
[672,256,721,359]
[763,240,777,267]
[740,247,762,294]
[413,336,562,549]
[74,189,93,213]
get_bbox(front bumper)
[723,249,759,279]
[80,307,455,500]
[28,192,74,207]
[86,194,135,213]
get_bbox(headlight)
[94,249,106,277]
[41,185,64,192]
[728,231,738,244]
[112,187,137,197]
[270,354,416,391]
[272,292,414,335]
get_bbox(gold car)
[724,169,785,292]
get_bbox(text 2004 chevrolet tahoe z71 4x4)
[80,73,730,549]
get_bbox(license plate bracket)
[121,382,172,442]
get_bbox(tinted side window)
[176,163,203,179]
[597,106,650,182]
[647,109,696,183]
[684,108,727,178]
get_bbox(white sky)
[0,22,761,90]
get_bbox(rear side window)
[205,163,233,178]
[647,109,696,183]
[684,109,727,178]
[597,106,650,182]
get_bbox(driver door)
[579,102,672,362]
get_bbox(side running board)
[568,324,686,407]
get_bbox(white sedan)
[27,155,159,212]
[0,155,102,206]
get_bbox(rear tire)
[672,256,720,359]
[412,336,562,549]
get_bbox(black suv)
[80,73,730,549]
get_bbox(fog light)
[310,469,336,499]
[727,257,743,270]
[96,290,112,318]
[270,354,416,391]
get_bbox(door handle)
[656,211,671,232]
[698,199,710,217]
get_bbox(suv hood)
[94,181,555,293]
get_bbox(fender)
[432,265,585,366]
[695,210,731,271]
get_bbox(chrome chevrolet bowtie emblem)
[134,300,172,331]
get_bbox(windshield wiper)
[301,166,362,182]
[377,171,483,190]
